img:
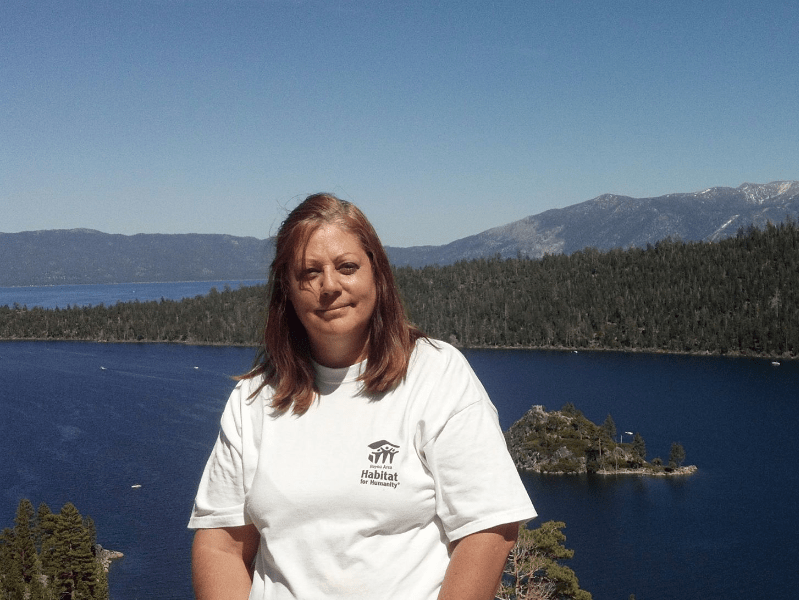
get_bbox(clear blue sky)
[2,0,797,247]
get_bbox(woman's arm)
[438,522,519,600]
[192,524,260,600]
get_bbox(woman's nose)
[319,268,341,295]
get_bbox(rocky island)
[505,403,697,476]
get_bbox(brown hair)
[242,193,425,414]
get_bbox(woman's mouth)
[317,304,351,315]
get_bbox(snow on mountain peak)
[737,181,799,204]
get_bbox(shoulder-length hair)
[242,193,425,414]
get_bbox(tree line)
[397,219,799,357]
[0,285,265,345]
[1,220,797,359]
[1,500,109,600]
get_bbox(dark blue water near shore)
[0,342,251,599]
[464,349,799,599]
[2,340,797,598]
[0,280,264,309]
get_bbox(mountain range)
[386,180,799,267]
[2,181,797,286]
[0,230,269,287]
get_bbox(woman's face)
[288,223,377,368]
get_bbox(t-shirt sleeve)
[188,383,254,529]
[420,348,537,541]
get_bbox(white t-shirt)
[189,339,536,600]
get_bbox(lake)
[2,343,796,599]
[0,280,264,310]
[464,348,799,600]
[0,285,797,599]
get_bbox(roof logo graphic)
[367,440,399,464]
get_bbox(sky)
[2,0,797,247]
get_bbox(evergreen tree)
[0,500,47,600]
[601,414,616,442]
[47,503,100,600]
[498,521,592,600]
[26,569,47,600]
[13,499,40,586]
[669,442,686,468]
[529,521,592,600]
[631,433,646,461]
[35,503,54,556]
[2,501,109,600]
[89,561,109,600]
[0,526,26,600]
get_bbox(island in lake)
[505,403,697,476]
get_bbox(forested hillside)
[1,221,797,359]
[398,220,799,357]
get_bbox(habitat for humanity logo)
[367,440,399,464]
[360,440,400,489]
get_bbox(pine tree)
[601,414,616,442]
[528,521,591,600]
[35,503,54,556]
[47,503,100,600]
[12,500,40,587]
[1,526,26,600]
[498,521,592,600]
[0,500,48,600]
[0,501,111,600]
[669,442,686,468]
[631,433,647,462]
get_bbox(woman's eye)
[339,263,358,274]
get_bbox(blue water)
[0,280,264,309]
[0,342,252,599]
[1,302,797,598]
[463,349,799,599]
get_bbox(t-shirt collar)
[312,358,366,385]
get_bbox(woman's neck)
[309,335,368,369]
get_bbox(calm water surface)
[464,349,799,599]
[1,339,797,599]
[0,280,264,309]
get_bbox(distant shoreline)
[0,336,793,362]
[533,465,699,477]
[0,279,264,290]
[459,341,796,362]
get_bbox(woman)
[189,193,536,600]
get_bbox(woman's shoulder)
[404,338,494,436]
[226,374,275,415]
[408,338,477,384]
[411,337,466,366]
